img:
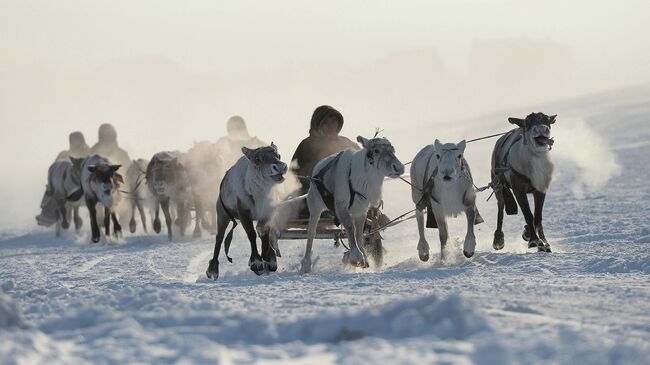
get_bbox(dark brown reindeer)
[81,154,124,243]
[206,144,287,280]
[491,112,556,252]
[146,152,194,241]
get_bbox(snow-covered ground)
[1,86,649,364]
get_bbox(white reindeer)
[125,159,150,234]
[81,154,124,243]
[300,136,405,274]
[410,140,483,261]
[206,143,288,280]
[45,157,86,236]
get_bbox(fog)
[0,0,647,230]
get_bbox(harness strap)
[312,151,344,213]
[348,162,367,208]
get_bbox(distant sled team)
[36,109,557,279]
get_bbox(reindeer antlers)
[373,128,384,138]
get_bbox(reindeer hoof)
[249,257,265,275]
[129,219,137,233]
[528,239,543,249]
[153,219,161,233]
[493,231,505,250]
[419,252,430,262]
[299,255,312,274]
[91,235,100,243]
[61,221,70,230]
[206,259,219,280]
[463,250,474,258]
[538,244,552,253]
[264,260,278,272]
[350,259,369,268]
[522,225,531,241]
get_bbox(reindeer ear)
[114,173,124,184]
[508,117,525,127]
[356,136,369,148]
[242,147,255,161]
[270,142,278,152]
[457,140,466,154]
[434,139,442,152]
[549,114,557,124]
[110,164,121,172]
[87,165,97,173]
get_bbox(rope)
[465,131,509,143]
[401,130,509,166]
[364,208,417,237]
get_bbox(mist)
[1,0,647,230]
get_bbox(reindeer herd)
[44,112,557,279]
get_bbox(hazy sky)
[1,0,649,229]
[2,0,650,76]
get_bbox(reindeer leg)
[353,213,369,268]
[493,190,505,250]
[260,223,277,273]
[153,200,161,233]
[111,212,122,238]
[193,198,202,238]
[533,191,550,252]
[161,199,173,241]
[337,203,364,268]
[238,207,264,275]
[209,208,217,234]
[301,192,324,274]
[433,205,448,262]
[415,209,430,261]
[129,200,137,233]
[512,190,542,249]
[177,201,187,237]
[58,199,69,230]
[206,202,229,280]
[104,207,111,237]
[87,198,100,243]
[73,206,83,231]
[463,206,477,258]
[65,204,72,229]
[137,201,147,233]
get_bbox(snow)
[1,86,650,364]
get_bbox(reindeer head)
[357,136,405,178]
[434,139,466,182]
[69,157,86,184]
[148,157,188,196]
[242,143,288,183]
[509,112,556,153]
[87,163,122,208]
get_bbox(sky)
[1,0,649,228]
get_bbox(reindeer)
[81,154,123,243]
[299,136,404,274]
[45,157,86,236]
[410,140,484,261]
[206,144,287,280]
[491,112,556,252]
[146,152,193,241]
[184,141,225,237]
[125,159,150,233]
